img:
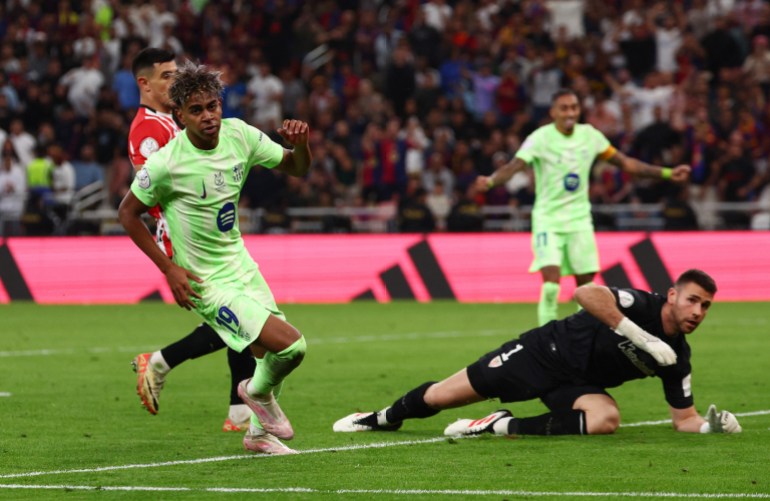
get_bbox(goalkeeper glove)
[614,317,677,366]
[701,404,742,433]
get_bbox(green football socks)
[247,336,306,397]
[538,282,560,326]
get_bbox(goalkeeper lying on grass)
[334,269,741,437]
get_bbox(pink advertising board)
[0,232,767,304]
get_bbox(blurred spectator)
[530,50,564,123]
[662,185,699,230]
[402,116,429,176]
[385,42,416,117]
[422,150,455,195]
[221,60,249,120]
[397,186,435,233]
[8,119,35,167]
[466,59,500,122]
[0,139,25,236]
[425,179,451,230]
[247,61,284,131]
[58,54,104,118]
[71,143,104,190]
[25,143,54,212]
[711,131,760,227]
[447,185,484,232]
[112,53,140,110]
[700,15,745,84]
[49,144,75,216]
[422,0,453,33]
[408,7,442,68]
[653,3,687,74]
[0,70,19,112]
[495,66,526,128]
[742,35,770,97]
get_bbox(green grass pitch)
[0,301,768,500]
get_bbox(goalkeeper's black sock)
[227,347,256,405]
[506,410,587,435]
[161,323,227,369]
[385,382,440,423]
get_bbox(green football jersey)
[131,118,284,282]
[515,123,611,232]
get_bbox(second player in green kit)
[477,89,691,326]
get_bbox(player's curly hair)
[168,61,223,109]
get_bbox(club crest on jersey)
[214,172,226,191]
[136,168,151,189]
[488,355,503,368]
[232,163,244,182]
[139,137,159,159]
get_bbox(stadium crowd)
[1,0,770,236]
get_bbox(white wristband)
[700,422,711,433]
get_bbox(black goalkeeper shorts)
[467,329,610,408]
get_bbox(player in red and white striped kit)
[128,48,256,434]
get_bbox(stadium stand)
[0,0,768,235]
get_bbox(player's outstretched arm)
[475,157,529,192]
[574,284,677,366]
[670,404,742,433]
[606,151,691,183]
[118,191,202,310]
[275,119,312,177]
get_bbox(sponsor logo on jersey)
[139,137,160,159]
[563,172,580,191]
[217,202,236,232]
[136,169,151,189]
[618,340,655,376]
[200,180,207,199]
[618,290,635,308]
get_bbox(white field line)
[621,410,770,427]
[0,329,510,358]
[0,484,769,498]
[0,392,11,397]
[2,409,769,481]
[0,438,447,479]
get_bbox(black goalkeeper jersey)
[543,287,694,409]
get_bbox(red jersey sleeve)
[128,119,176,169]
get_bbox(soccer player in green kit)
[119,62,311,455]
[476,89,691,326]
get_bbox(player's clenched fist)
[277,119,309,146]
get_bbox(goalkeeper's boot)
[332,408,403,432]
[444,409,513,437]
[131,353,165,415]
[243,430,297,455]
[222,417,250,432]
[237,379,294,440]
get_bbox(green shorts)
[528,228,599,276]
[195,267,285,353]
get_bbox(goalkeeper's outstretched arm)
[671,404,742,433]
